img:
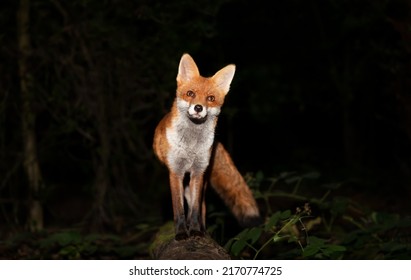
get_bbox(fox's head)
[176,53,235,124]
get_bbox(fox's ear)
[212,64,236,94]
[177,53,200,85]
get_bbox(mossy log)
[150,222,231,260]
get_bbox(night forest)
[1,0,411,259]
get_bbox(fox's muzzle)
[188,103,207,119]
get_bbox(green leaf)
[265,211,281,230]
[231,239,247,256]
[248,227,262,244]
[280,210,292,219]
[307,236,326,246]
[255,170,265,183]
[327,245,346,252]
[273,235,288,243]
[58,245,81,259]
[302,245,320,257]
[45,231,82,247]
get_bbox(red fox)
[153,53,261,240]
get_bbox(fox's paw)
[175,232,189,241]
[189,229,205,237]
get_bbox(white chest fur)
[166,113,216,175]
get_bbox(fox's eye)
[207,95,215,102]
[186,90,195,98]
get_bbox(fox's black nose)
[194,104,203,113]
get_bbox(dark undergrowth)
[1,170,410,260]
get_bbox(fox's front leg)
[186,173,205,236]
[169,172,188,240]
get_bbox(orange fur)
[153,53,260,240]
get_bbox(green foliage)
[1,221,158,259]
[224,171,411,260]
[302,236,346,259]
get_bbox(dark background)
[1,0,411,258]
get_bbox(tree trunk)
[86,69,112,231]
[89,111,111,230]
[17,0,44,231]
